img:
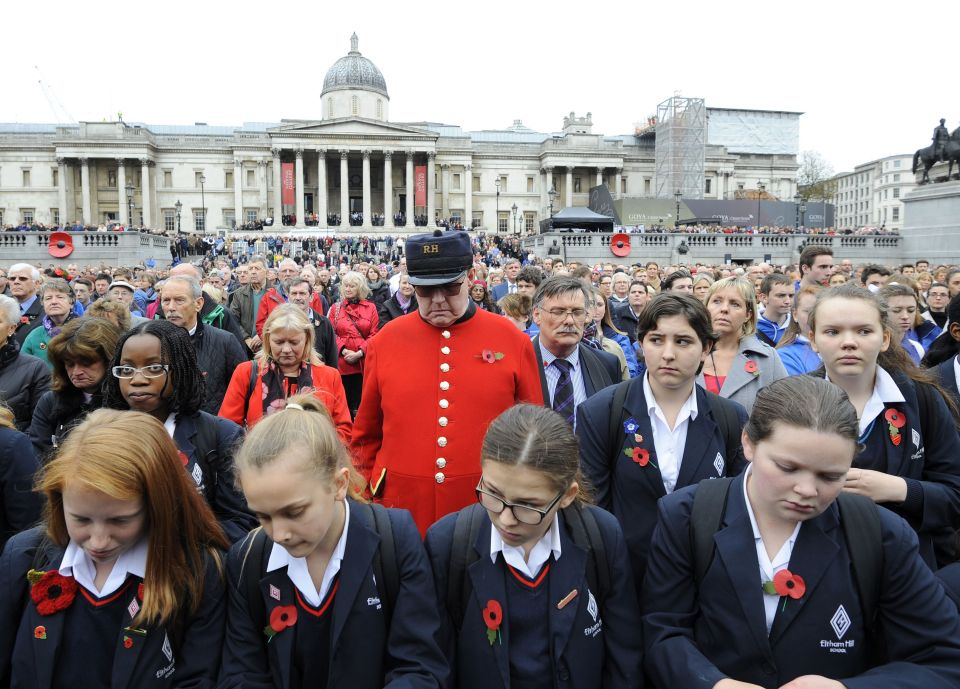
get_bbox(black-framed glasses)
[111,364,170,379]
[414,280,465,298]
[475,479,564,525]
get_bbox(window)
[894,159,901,168]
[21,209,34,224]
[705,178,712,194]
[224,209,235,227]
[195,172,205,188]
[498,211,509,232]
[351,96,358,115]
[376,99,383,119]
[893,173,900,182]
[525,212,535,233]
[574,177,582,193]
[246,169,255,187]
[163,170,173,187]
[892,207,900,221]
[527,176,534,193]
[737,183,745,191]
[453,173,461,190]
[472,211,483,229]
[621,177,627,194]
[108,170,117,187]
[499,175,507,190]
[0,210,4,225]
[164,210,176,232]
[893,188,900,199]
[225,171,233,189]
[22,170,31,187]
[51,209,60,226]
[194,209,206,232]
[52,168,58,187]
[473,175,480,192]
[450,211,462,226]
[644,179,652,195]
[246,209,258,224]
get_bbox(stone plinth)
[901,181,960,261]
[0,231,174,268]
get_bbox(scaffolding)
[654,96,706,200]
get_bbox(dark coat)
[611,303,640,343]
[933,356,960,410]
[642,475,960,689]
[305,309,338,369]
[576,380,747,587]
[0,428,42,550]
[12,299,43,347]
[158,294,248,351]
[424,504,643,689]
[0,345,50,432]
[531,337,621,411]
[191,322,247,415]
[377,293,418,328]
[228,284,262,339]
[27,389,101,460]
[0,527,226,689]
[218,501,448,689]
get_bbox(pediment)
[268,117,436,138]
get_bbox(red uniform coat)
[351,307,544,535]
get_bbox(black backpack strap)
[365,502,399,623]
[561,504,609,604]
[705,392,739,473]
[240,528,270,628]
[243,359,259,419]
[447,505,486,630]
[836,493,882,629]
[606,379,635,459]
[191,413,220,501]
[690,477,734,585]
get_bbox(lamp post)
[794,193,802,230]
[199,174,206,233]
[548,187,557,218]
[757,182,765,230]
[511,203,518,236]
[800,202,807,229]
[125,183,134,228]
[495,177,501,232]
[674,189,682,229]
[175,199,182,237]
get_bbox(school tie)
[552,359,575,426]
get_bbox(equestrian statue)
[913,118,960,184]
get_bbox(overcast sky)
[4,0,957,177]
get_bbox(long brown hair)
[47,317,121,393]
[38,409,227,627]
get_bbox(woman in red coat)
[219,304,352,443]
[327,270,379,417]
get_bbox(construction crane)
[35,66,76,124]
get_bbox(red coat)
[218,360,352,444]
[327,300,379,376]
[255,288,325,337]
[351,307,544,535]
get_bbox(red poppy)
[269,605,298,633]
[20,316,29,325]
[773,570,806,599]
[29,571,78,616]
[482,350,496,364]
[137,583,145,601]
[34,626,46,640]
[631,447,650,467]
[482,599,502,630]
[178,451,189,467]
[884,408,906,429]
[123,636,133,649]
[744,360,759,375]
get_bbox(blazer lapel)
[532,336,550,407]
[29,604,67,689]
[548,515,588,662]
[112,582,149,689]
[676,391,723,487]
[769,508,840,644]
[623,400,666,499]
[718,351,756,399]
[330,505,378,652]
[261,569,297,689]
[468,521,511,689]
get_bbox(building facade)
[0,35,800,234]
[830,154,915,231]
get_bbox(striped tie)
[552,359,575,426]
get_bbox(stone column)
[464,163,473,230]
[427,153,437,227]
[80,157,91,225]
[565,167,573,208]
[257,160,268,218]
[596,167,603,190]
[383,151,394,229]
[141,159,152,228]
[117,158,128,225]
[233,159,243,229]
[615,169,622,199]
[339,150,349,229]
[541,167,550,215]
[295,149,305,228]
[316,149,328,227]
[405,152,414,224]
[57,158,68,226]
[362,150,371,228]
[441,163,451,219]
[271,148,282,223]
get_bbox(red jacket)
[327,300,379,376]
[350,307,544,535]
[218,360,352,444]
[255,287,325,337]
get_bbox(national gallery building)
[0,35,801,234]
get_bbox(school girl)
[218,394,448,689]
[0,408,229,688]
[103,320,257,543]
[425,404,642,689]
[642,376,960,689]
[920,292,960,410]
[808,283,960,568]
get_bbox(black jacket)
[0,428,42,550]
[612,303,641,343]
[191,322,248,415]
[12,299,43,347]
[28,389,102,460]
[377,293,418,328]
[0,343,50,431]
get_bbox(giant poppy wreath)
[263,605,297,642]
[482,599,503,645]
[622,418,657,469]
[884,408,905,447]
[28,569,78,616]
[762,569,806,611]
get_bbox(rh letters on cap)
[423,244,440,254]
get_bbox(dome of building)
[321,33,388,99]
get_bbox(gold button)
[441,346,450,355]
[440,381,450,391]
[439,417,448,427]
[440,363,450,373]
[435,472,445,483]
[436,458,447,469]
[442,330,451,339]
[439,399,449,408]
[438,437,447,447]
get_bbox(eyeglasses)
[8,276,31,282]
[414,280,465,298]
[475,480,564,525]
[542,307,588,321]
[111,364,170,379]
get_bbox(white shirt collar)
[267,499,350,606]
[163,412,177,439]
[954,356,960,396]
[489,511,562,579]
[59,538,149,597]
[642,373,698,425]
[825,365,905,435]
[539,340,581,370]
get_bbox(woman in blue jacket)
[643,376,960,689]
[425,404,642,689]
[0,408,229,689]
[218,393,447,689]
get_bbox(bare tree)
[797,150,837,202]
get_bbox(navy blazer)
[933,356,960,409]
[532,338,621,409]
[642,475,960,689]
[490,282,513,303]
[218,501,447,689]
[424,504,643,689]
[0,527,226,689]
[173,412,256,544]
[0,427,42,551]
[576,380,747,588]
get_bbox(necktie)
[552,359,575,426]
[509,283,516,294]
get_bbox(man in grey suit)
[531,276,620,427]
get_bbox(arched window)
[352,96,358,116]
[377,99,383,119]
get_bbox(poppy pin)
[177,451,190,467]
[123,636,133,649]
[762,569,806,610]
[482,599,503,645]
[28,570,78,616]
[137,583,145,601]
[263,605,297,642]
[479,349,504,364]
[34,626,46,640]
[884,408,905,446]
[744,359,759,377]
[20,316,29,325]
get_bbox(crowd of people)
[0,235,959,688]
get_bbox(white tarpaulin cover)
[707,109,799,155]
